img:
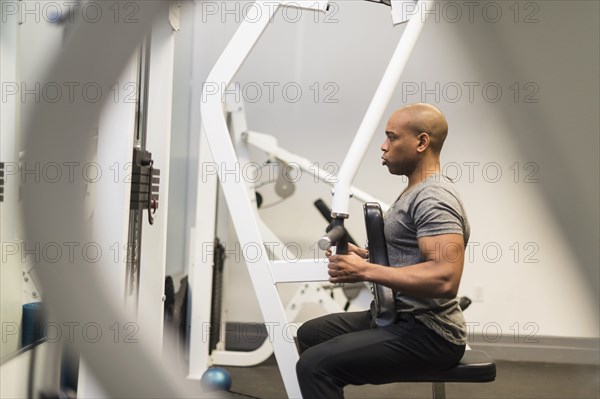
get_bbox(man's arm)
[327,233,465,299]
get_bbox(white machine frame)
[191,1,432,397]
[206,97,384,368]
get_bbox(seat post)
[432,382,446,399]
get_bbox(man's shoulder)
[412,175,461,201]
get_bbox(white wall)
[169,0,599,339]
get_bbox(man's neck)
[407,160,441,190]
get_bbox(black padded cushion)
[394,350,496,383]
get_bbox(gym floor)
[225,356,600,399]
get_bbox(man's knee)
[296,319,320,353]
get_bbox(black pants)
[296,310,465,399]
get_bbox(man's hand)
[327,252,370,284]
[324,242,369,259]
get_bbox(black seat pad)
[393,350,496,383]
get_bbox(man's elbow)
[442,284,459,299]
[438,279,459,299]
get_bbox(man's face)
[381,111,421,176]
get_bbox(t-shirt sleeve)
[412,185,465,239]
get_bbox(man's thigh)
[297,310,372,352]
[300,317,463,386]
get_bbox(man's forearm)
[364,260,460,299]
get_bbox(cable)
[364,0,392,7]
[259,198,287,210]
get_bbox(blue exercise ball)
[200,367,232,392]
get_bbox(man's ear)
[417,132,430,153]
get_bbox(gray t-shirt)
[384,174,469,345]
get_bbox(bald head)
[389,103,448,154]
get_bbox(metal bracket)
[0,162,4,202]
[130,148,160,225]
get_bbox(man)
[296,103,469,398]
